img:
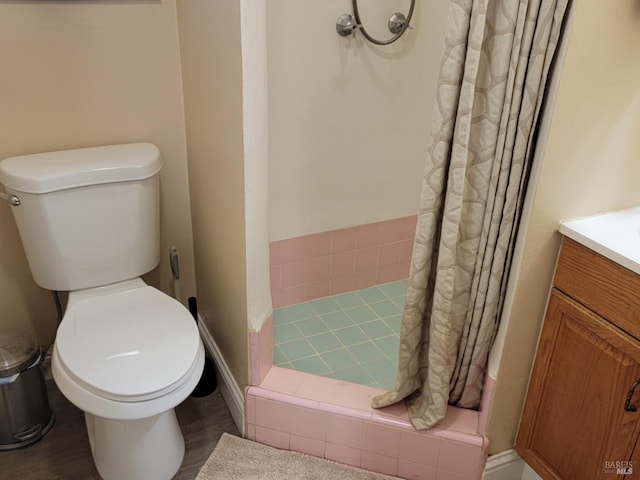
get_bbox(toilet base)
[85,410,185,480]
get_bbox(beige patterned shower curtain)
[372,0,569,429]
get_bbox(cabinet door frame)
[516,289,640,479]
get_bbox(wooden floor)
[0,381,240,480]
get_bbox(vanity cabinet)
[517,237,640,480]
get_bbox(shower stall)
[267,0,450,389]
[270,219,414,390]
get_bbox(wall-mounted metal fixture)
[336,14,358,37]
[388,12,412,35]
[336,0,416,45]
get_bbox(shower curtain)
[372,0,569,429]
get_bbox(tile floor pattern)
[273,279,407,390]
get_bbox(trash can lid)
[0,332,40,377]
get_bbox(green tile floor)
[273,279,407,390]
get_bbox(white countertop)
[559,206,640,276]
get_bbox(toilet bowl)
[0,144,205,480]
[52,279,204,480]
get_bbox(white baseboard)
[483,449,526,480]
[197,317,245,436]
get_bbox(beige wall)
[177,0,249,388]
[267,0,450,241]
[486,0,640,454]
[0,1,195,344]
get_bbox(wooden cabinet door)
[517,289,640,480]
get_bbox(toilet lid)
[56,285,201,401]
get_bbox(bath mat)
[195,433,399,480]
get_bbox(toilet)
[0,143,205,480]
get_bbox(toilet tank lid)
[0,143,161,194]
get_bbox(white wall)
[268,0,450,241]
[241,0,273,330]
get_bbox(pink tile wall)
[246,367,489,480]
[248,316,273,386]
[270,216,417,308]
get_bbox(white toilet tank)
[0,143,162,291]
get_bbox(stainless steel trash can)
[0,332,54,450]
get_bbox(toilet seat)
[56,282,201,403]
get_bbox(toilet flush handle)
[0,191,20,206]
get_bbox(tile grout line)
[273,280,406,389]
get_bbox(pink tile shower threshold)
[273,279,406,390]
[246,368,489,479]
